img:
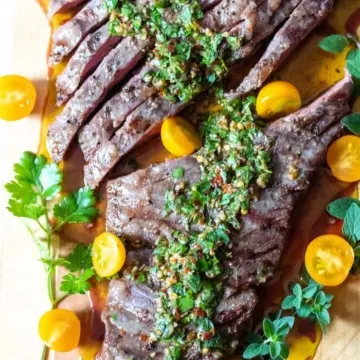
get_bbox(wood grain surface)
[0,1,359,360]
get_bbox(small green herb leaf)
[341,113,360,135]
[60,268,94,294]
[318,34,348,53]
[54,187,98,224]
[327,197,360,220]
[263,318,275,338]
[64,244,93,272]
[178,295,194,312]
[243,343,262,359]
[347,49,360,79]
[172,167,184,179]
[342,203,360,246]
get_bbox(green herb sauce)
[105,0,240,102]
[149,93,272,359]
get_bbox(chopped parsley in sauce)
[150,94,272,359]
[105,0,240,102]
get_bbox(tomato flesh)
[38,309,81,352]
[305,234,354,286]
[256,81,301,119]
[161,116,202,156]
[0,75,36,121]
[326,135,360,183]
[92,232,126,277]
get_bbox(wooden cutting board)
[0,1,359,360]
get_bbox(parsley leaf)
[172,167,184,179]
[327,197,360,220]
[318,34,348,54]
[60,268,94,295]
[64,244,93,272]
[54,187,98,224]
[341,113,360,135]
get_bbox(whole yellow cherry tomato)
[38,309,81,352]
[0,75,37,121]
[305,234,354,287]
[92,232,126,277]
[326,135,360,182]
[256,81,301,119]
[161,116,202,156]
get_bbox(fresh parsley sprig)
[243,280,333,359]
[5,152,98,306]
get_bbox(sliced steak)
[48,0,88,18]
[82,0,307,188]
[77,0,255,162]
[47,37,151,162]
[198,0,223,11]
[50,0,109,64]
[78,63,158,161]
[100,74,353,359]
[98,279,257,360]
[56,23,122,106]
[227,0,334,98]
[84,96,186,188]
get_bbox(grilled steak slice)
[78,63,158,161]
[84,96,186,188]
[56,23,122,106]
[227,0,334,98]
[201,0,262,32]
[100,74,353,359]
[47,37,151,162]
[48,0,88,18]
[50,0,109,64]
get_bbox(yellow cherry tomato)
[38,309,81,352]
[305,234,354,286]
[256,81,301,119]
[326,135,360,182]
[92,232,126,277]
[0,75,37,121]
[161,116,202,156]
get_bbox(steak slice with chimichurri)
[50,0,109,64]
[98,73,353,359]
[227,0,334,98]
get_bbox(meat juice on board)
[34,0,360,358]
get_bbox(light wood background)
[0,1,359,360]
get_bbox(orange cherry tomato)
[0,75,37,121]
[326,135,360,183]
[161,116,202,156]
[256,81,301,119]
[305,234,354,286]
[38,309,81,352]
[92,232,126,277]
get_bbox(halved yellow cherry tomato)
[305,234,354,287]
[161,116,202,156]
[92,232,126,277]
[256,81,301,119]
[326,135,360,182]
[0,75,37,121]
[38,309,81,352]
